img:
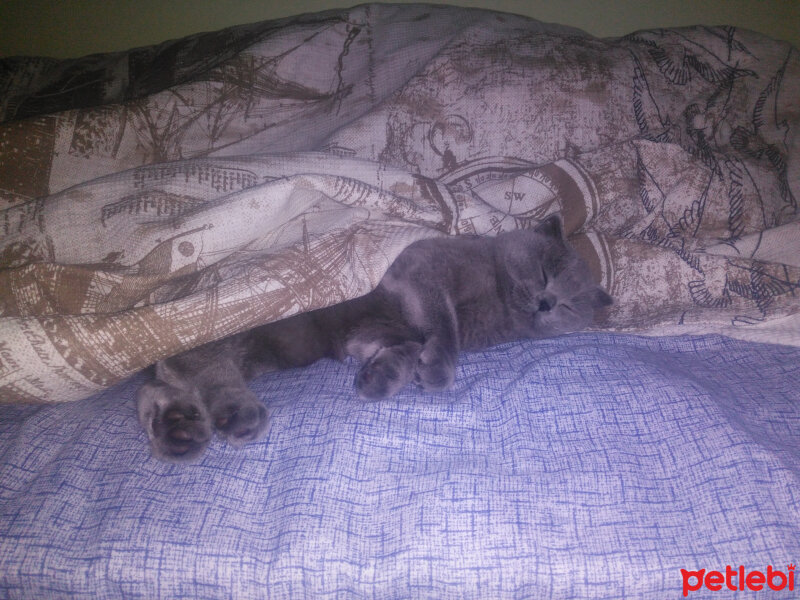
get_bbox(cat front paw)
[137,382,212,462]
[355,341,422,400]
[207,387,269,447]
[414,346,456,392]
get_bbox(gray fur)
[138,214,612,461]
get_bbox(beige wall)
[1,0,798,59]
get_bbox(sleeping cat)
[137,214,612,462]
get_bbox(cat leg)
[190,358,270,448]
[381,269,460,392]
[412,305,460,392]
[137,368,213,462]
[415,337,458,392]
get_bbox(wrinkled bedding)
[1,5,799,599]
[1,3,798,403]
[1,333,798,598]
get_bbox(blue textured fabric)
[1,333,798,599]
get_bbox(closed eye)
[540,266,548,286]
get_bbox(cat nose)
[537,293,556,312]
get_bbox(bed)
[1,4,798,598]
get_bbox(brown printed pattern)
[0,4,797,402]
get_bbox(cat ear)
[535,213,565,240]
[155,360,192,391]
[589,287,613,308]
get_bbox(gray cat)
[138,215,612,462]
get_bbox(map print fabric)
[1,4,798,402]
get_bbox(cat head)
[496,214,612,338]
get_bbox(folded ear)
[535,213,565,240]
[590,287,613,308]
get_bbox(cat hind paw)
[137,382,212,462]
[414,349,456,392]
[208,388,270,447]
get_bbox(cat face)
[497,215,612,338]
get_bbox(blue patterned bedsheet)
[1,333,798,599]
